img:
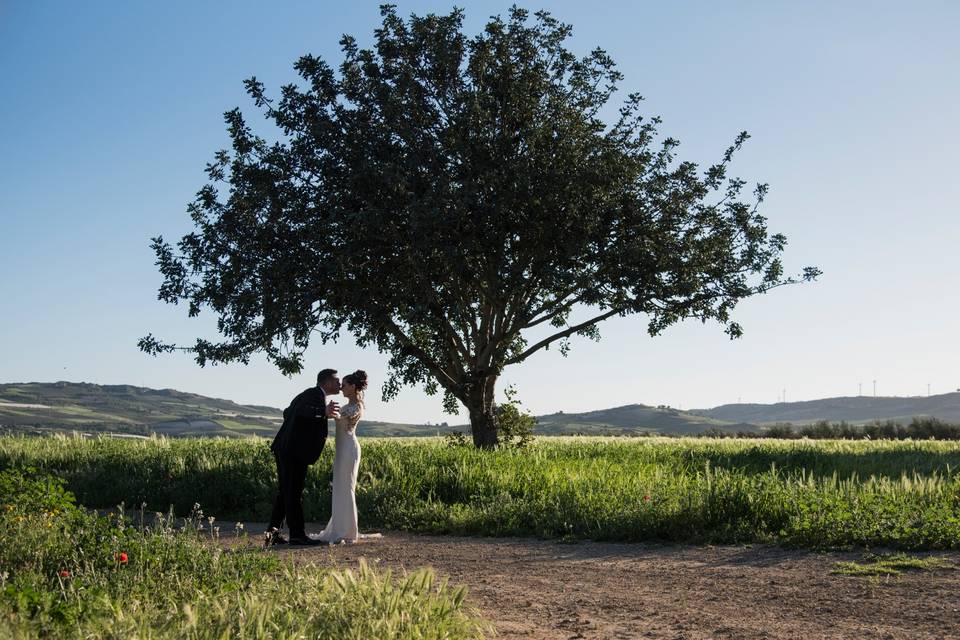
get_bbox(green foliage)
[443,430,471,448]
[444,386,534,448]
[0,468,486,639]
[142,5,818,446]
[4,436,960,550]
[0,468,79,517]
[495,386,535,448]
[832,552,955,576]
[707,417,960,440]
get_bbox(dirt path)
[227,524,960,639]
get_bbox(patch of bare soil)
[227,525,960,639]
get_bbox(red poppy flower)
[643,494,651,502]
[117,552,128,564]
[59,570,71,578]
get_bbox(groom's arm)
[293,388,326,419]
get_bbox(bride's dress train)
[310,401,381,544]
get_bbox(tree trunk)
[467,374,499,449]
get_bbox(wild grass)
[1,436,960,549]
[0,468,487,639]
[832,552,956,576]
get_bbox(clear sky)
[2,1,958,422]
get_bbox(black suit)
[268,386,329,538]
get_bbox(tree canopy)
[142,5,819,447]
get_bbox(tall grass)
[2,435,960,549]
[0,468,487,639]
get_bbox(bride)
[311,369,380,544]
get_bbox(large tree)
[142,6,819,448]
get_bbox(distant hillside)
[533,404,758,435]
[0,382,754,438]
[692,392,960,425]
[0,381,439,438]
[0,382,283,438]
[7,381,956,439]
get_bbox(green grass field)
[3,435,959,550]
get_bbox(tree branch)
[521,293,582,330]
[524,283,580,319]
[432,307,470,377]
[382,319,461,392]
[505,306,623,365]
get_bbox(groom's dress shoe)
[289,536,325,546]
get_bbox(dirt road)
[229,525,960,639]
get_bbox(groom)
[266,368,341,546]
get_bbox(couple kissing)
[265,368,379,546]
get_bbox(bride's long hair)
[344,370,368,408]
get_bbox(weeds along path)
[226,525,960,640]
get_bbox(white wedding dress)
[310,401,380,543]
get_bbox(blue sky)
[2,1,958,422]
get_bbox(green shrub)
[495,386,535,448]
[443,386,535,449]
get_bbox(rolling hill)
[0,382,752,437]
[691,393,960,425]
[0,382,283,437]
[5,382,959,439]
[0,382,440,438]
[532,404,759,435]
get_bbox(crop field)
[3,435,959,550]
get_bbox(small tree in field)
[141,6,819,448]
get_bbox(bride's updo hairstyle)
[343,370,368,405]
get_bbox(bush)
[444,386,535,449]
[495,386,535,448]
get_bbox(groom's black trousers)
[268,453,308,538]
